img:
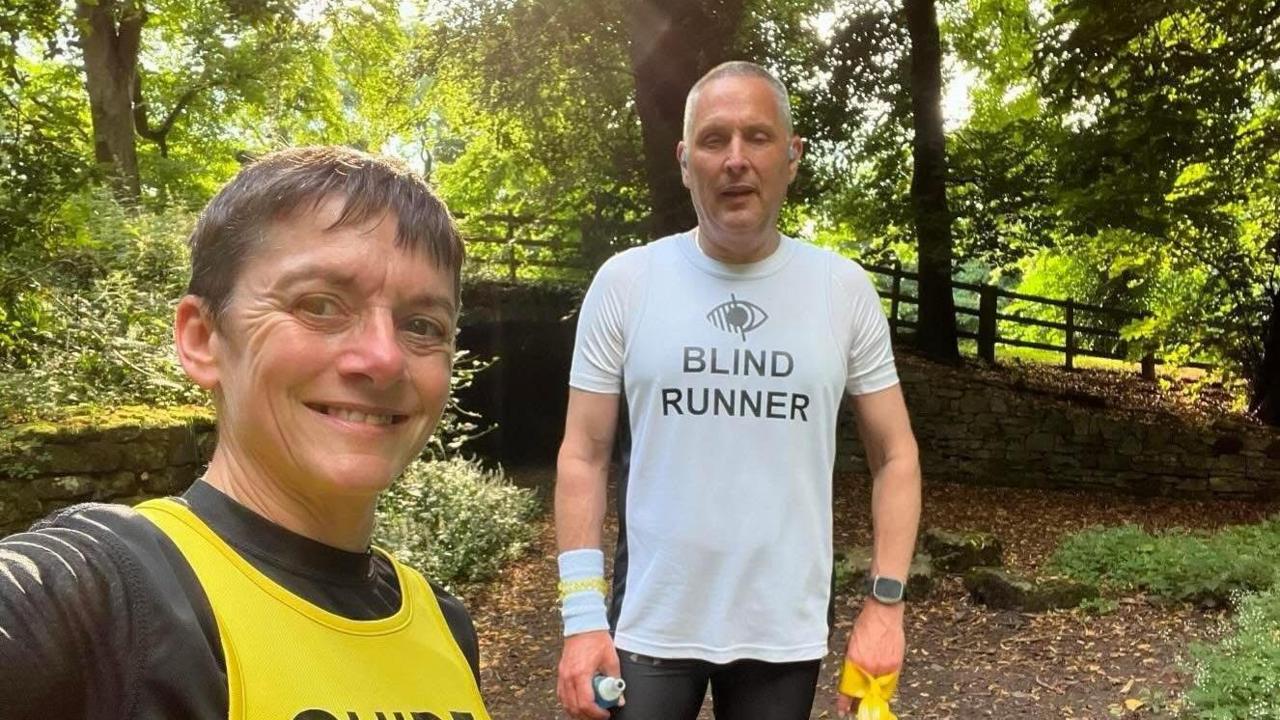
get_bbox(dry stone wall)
[839,356,1280,500]
[0,412,215,535]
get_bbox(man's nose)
[724,136,750,172]
[337,310,406,387]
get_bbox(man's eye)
[296,296,343,318]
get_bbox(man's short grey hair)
[682,61,794,142]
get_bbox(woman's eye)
[295,296,342,319]
[405,317,444,339]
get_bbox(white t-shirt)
[570,230,898,663]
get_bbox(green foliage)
[1048,521,1280,604]
[1075,596,1119,616]
[4,0,438,218]
[1185,585,1280,719]
[0,51,94,254]
[998,231,1159,357]
[1053,519,1280,718]
[422,0,852,246]
[4,0,1278,393]
[0,190,204,420]
[1028,0,1280,385]
[420,0,649,259]
[814,0,1279,393]
[808,1,913,255]
[832,551,859,593]
[375,457,539,590]
[0,271,204,417]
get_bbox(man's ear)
[174,295,221,391]
[786,136,804,182]
[677,141,691,188]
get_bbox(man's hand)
[557,630,621,719]
[836,600,906,717]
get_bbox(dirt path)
[464,469,1277,719]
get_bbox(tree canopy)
[3,0,1280,418]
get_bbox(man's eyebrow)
[695,121,776,139]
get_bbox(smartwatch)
[862,574,906,605]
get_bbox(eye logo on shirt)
[706,294,768,341]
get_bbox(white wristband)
[558,549,610,637]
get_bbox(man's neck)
[695,226,782,265]
[201,448,376,553]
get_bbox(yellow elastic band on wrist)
[839,659,899,720]
[557,577,608,600]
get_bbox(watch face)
[871,576,905,603]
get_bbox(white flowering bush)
[1185,586,1280,718]
[375,457,539,590]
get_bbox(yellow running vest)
[136,498,491,720]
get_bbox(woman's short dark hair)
[186,146,464,322]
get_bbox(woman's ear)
[174,295,221,391]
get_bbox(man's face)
[208,197,456,501]
[679,75,801,240]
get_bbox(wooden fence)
[456,216,1204,377]
[458,213,602,280]
[862,261,1208,378]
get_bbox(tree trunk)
[76,0,145,202]
[904,0,959,361]
[1250,288,1280,425]
[623,0,744,238]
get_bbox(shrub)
[0,191,203,420]
[1047,520,1280,603]
[375,457,539,590]
[1184,586,1280,719]
[0,271,206,419]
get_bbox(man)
[554,62,921,720]
[0,147,491,720]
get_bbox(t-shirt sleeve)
[0,504,142,719]
[831,258,899,395]
[569,251,640,394]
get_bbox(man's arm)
[855,383,920,584]
[555,388,622,720]
[555,388,619,553]
[837,383,921,716]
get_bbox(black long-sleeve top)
[0,481,479,719]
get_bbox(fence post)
[890,260,902,341]
[504,214,517,281]
[1065,300,1076,370]
[978,285,997,363]
[1141,353,1156,380]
